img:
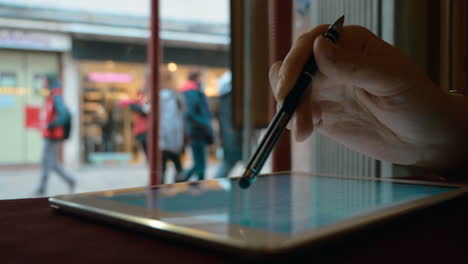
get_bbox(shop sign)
[0,29,71,52]
[24,105,41,130]
[88,72,133,83]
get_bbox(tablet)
[49,173,467,255]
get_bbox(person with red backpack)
[36,73,75,196]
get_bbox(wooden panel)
[441,0,468,95]
[148,0,161,185]
[269,0,292,172]
[231,0,244,129]
[452,0,468,95]
[426,0,441,85]
[440,0,450,91]
[393,0,429,72]
[232,0,271,129]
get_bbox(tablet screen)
[100,174,455,235]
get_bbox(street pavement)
[0,161,244,200]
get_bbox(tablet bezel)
[49,173,468,254]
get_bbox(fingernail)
[286,115,294,130]
[276,77,285,98]
[320,36,336,61]
[276,103,282,113]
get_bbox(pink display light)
[88,72,133,83]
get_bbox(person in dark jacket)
[36,73,75,196]
[214,72,242,178]
[179,71,213,181]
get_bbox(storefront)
[78,60,228,166]
[79,61,146,165]
[72,37,229,166]
[0,29,70,165]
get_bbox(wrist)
[431,166,468,183]
[417,88,468,169]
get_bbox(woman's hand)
[270,25,467,168]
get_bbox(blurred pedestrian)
[214,71,242,178]
[92,102,109,152]
[101,97,115,152]
[179,71,213,181]
[160,72,185,183]
[36,73,75,196]
[119,90,149,160]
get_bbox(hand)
[270,25,467,168]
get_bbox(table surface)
[3,187,468,263]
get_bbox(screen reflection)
[102,174,454,234]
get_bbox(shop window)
[0,72,17,87]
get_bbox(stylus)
[239,16,345,189]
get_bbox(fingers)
[270,60,315,140]
[269,25,331,140]
[313,33,414,97]
[269,61,283,102]
[270,61,295,130]
[276,24,330,100]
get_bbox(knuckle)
[269,61,281,79]
[315,24,331,32]
[295,24,329,45]
[343,60,359,82]
[346,25,375,37]
[295,34,310,46]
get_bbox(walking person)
[36,73,75,196]
[119,90,149,160]
[130,91,150,160]
[179,71,213,182]
[160,73,185,182]
[214,71,242,178]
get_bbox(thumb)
[313,35,407,96]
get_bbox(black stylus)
[239,16,345,189]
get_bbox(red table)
[2,191,468,263]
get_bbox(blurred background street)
[0,0,423,200]
[0,0,250,200]
[0,161,243,199]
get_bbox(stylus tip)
[238,177,252,189]
[329,15,345,34]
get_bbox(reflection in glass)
[103,174,454,235]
